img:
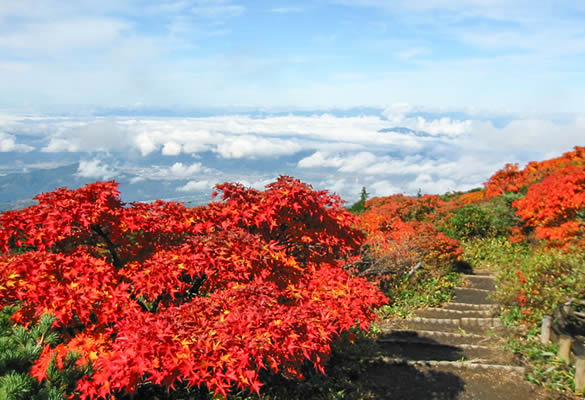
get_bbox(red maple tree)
[0,177,386,398]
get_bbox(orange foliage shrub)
[513,164,585,248]
[453,190,486,206]
[484,146,585,199]
[358,195,462,283]
[484,163,524,199]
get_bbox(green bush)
[0,307,89,400]
[441,193,522,240]
[482,192,522,231]
[378,267,462,319]
[442,205,496,239]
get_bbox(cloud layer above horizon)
[1,107,583,204]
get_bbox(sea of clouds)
[1,104,583,204]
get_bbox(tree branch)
[91,224,124,270]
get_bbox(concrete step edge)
[447,302,499,310]
[377,337,491,350]
[465,275,496,280]
[423,307,493,316]
[455,287,492,293]
[467,270,494,276]
[363,356,526,373]
[461,317,503,327]
[406,317,459,325]
[380,329,487,340]
[406,317,503,326]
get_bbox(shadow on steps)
[361,361,465,400]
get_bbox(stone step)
[376,341,511,365]
[407,317,503,328]
[456,287,492,293]
[363,356,525,373]
[415,308,495,319]
[464,275,497,291]
[466,270,495,277]
[389,317,503,334]
[445,302,499,312]
[380,329,496,346]
[453,288,496,304]
[378,337,491,350]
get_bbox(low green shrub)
[378,268,462,319]
[440,193,522,241]
[505,334,580,396]
[443,205,496,239]
[0,307,90,400]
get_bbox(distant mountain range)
[0,164,79,210]
[0,163,213,211]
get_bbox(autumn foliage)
[513,164,585,248]
[484,146,585,199]
[357,194,462,282]
[478,146,585,247]
[0,177,386,398]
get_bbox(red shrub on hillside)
[358,195,462,283]
[484,146,585,199]
[513,164,585,248]
[0,178,386,398]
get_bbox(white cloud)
[161,141,182,155]
[338,152,378,172]
[76,159,117,180]
[177,180,211,192]
[464,116,585,156]
[407,173,458,195]
[43,138,79,153]
[127,162,212,182]
[382,103,412,124]
[298,151,344,169]
[316,177,364,201]
[134,133,159,156]
[414,116,471,136]
[4,111,585,205]
[234,177,275,190]
[169,162,203,178]
[0,132,33,152]
[214,135,303,159]
[43,119,129,153]
[0,19,129,54]
[370,180,401,197]
[298,151,377,172]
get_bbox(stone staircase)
[360,271,546,399]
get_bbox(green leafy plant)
[0,307,90,400]
[379,269,462,319]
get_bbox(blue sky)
[1,0,585,112]
[0,1,584,205]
